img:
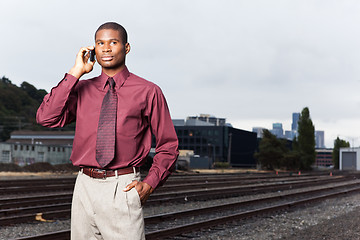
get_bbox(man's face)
[95,29,130,72]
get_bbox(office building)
[173,116,257,167]
[315,131,325,148]
[270,123,283,138]
[315,148,333,167]
[252,127,266,138]
[292,113,300,131]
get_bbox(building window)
[14,145,18,151]
[195,146,201,154]
[26,145,29,151]
[32,146,35,151]
[1,151,10,163]
[48,147,51,152]
[20,145,23,151]
[53,147,56,151]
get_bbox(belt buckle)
[101,169,107,179]
[95,169,106,179]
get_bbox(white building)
[0,142,72,166]
[339,147,360,171]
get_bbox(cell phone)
[89,49,95,62]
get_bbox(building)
[339,147,360,170]
[0,142,72,166]
[292,112,300,131]
[315,131,325,148]
[173,116,257,167]
[315,148,333,167]
[252,127,266,138]
[284,130,297,140]
[186,114,227,126]
[7,131,74,145]
[270,123,283,138]
[0,130,74,166]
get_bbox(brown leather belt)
[81,167,139,179]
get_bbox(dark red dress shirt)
[36,66,179,189]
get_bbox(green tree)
[0,76,52,140]
[332,137,350,169]
[254,129,288,170]
[297,107,316,170]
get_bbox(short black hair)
[95,22,128,44]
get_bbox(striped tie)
[95,77,117,168]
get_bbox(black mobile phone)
[89,49,95,62]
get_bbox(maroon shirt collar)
[98,66,130,91]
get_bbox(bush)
[213,162,230,169]
[22,162,55,172]
[0,162,80,173]
[53,163,79,173]
[0,163,23,172]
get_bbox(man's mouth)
[101,56,113,61]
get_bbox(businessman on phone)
[37,22,179,240]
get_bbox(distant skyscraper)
[292,113,300,131]
[252,127,266,138]
[271,123,283,138]
[285,130,297,140]
[315,131,325,148]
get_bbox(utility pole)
[227,133,232,164]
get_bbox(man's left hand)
[123,181,154,205]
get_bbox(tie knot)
[108,78,115,90]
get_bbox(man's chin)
[99,61,123,69]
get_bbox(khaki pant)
[71,170,145,240]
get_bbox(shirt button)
[64,78,67,81]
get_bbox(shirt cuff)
[142,176,158,190]
[60,73,78,90]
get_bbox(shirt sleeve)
[36,74,79,128]
[142,86,179,189]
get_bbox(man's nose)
[103,44,112,52]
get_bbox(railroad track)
[0,175,347,226]
[12,178,360,240]
[0,172,323,195]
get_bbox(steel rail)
[0,195,72,209]
[147,176,347,203]
[155,176,321,193]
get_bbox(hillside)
[0,76,70,141]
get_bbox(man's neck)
[102,65,126,77]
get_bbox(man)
[37,22,179,240]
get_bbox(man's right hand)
[68,46,95,79]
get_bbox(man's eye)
[110,41,117,45]
[97,42,104,46]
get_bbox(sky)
[1,0,360,148]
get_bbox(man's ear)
[125,43,131,54]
